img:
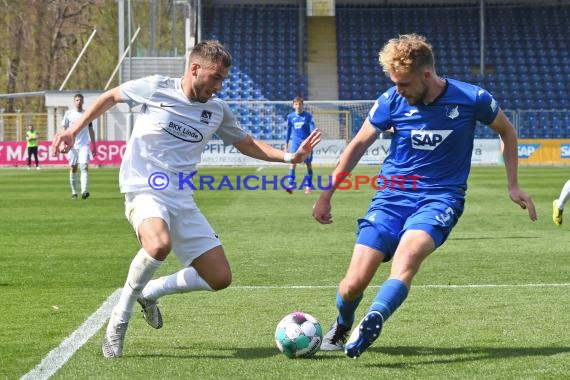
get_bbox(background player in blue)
[285,96,315,194]
[312,34,537,359]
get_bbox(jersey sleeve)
[367,91,393,131]
[285,114,292,143]
[119,75,167,107]
[61,111,70,128]
[215,101,248,145]
[474,88,500,125]
[309,113,315,132]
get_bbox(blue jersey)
[368,78,499,193]
[286,111,314,148]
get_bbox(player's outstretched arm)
[313,121,379,224]
[51,88,123,155]
[489,110,537,221]
[234,129,321,163]
[292,129,321,163]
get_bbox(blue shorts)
[290,141,313,164]
[355,189,464,261]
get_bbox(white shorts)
[67,146,91,166]
[124,190,221,266]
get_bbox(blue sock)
[369,279,408,322]
[288,168,295,185]
[336,291,363,328]
[307,169,314,187]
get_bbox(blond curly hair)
[378,34,435,74]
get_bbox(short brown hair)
[190,40,232,68]
[379,34,435,74]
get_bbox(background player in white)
[553,179,570,225]
[61,93,96,199]
[312,34,537,359]
[285,96,315,194]
[51,40,321,359]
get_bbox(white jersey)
[118,75,247,193]
[62,109,92,149]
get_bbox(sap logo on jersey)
[518,144,540,158]
[560,144,570,158]
[411,130,453,150]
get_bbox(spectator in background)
[25,124,40,170]
[285,96,316,194]
[61,93,96,200]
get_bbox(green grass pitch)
[1,165,569,379]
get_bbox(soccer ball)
[274,311,323,358]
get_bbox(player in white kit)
[61,93,96,199]
[51,40,321,358]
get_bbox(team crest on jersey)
[411,130,453,150]
[446,105,459,119]
[200,110,213,124]
[163,120,204,142]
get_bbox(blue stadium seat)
[205,3,568,107]
[552,126,562,138]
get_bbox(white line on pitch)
[21,289,121,380]
[20,282,569,379]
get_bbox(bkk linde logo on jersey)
[163,120,204,142]
[411,130,453,150]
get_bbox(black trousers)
[27,146,39,167]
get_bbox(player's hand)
[291,129,321,164]
[509,187,537,221]
[312,194,333,224]
[51,130,75,156]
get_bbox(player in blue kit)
[312,34,537,358]
[285,96,315,194]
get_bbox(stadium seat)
[203,2,568,109]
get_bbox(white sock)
[141,267,213,302]
[70,172,77,195]
[557,180,570,210]
[108,248,162,330]
[81,170,89,193]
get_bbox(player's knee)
[209,269,232,291]
[142,239,171,260]
[79,163,88,171]
[339,278,365,300]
